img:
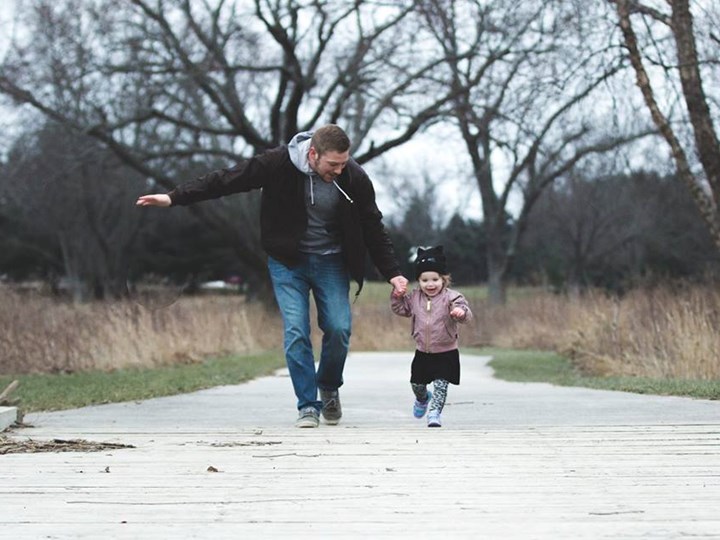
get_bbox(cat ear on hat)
[425,245,444,258]
[419,245,444,261]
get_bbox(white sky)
[0,0,485,223]
[0,0,503,224]
[0,0,21,159]
[0,0,16,58]
[366,127,485,224]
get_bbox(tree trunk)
[485,229,508,305]
[486,262,507,306]
[671,0,720,208]
[614,0,720,250]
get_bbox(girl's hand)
[389,275,408,297]
[450,307,466,320]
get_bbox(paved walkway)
[2,352,720,539]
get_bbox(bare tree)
[522,167,719,291]
[524,171,648,294]
[609,0,720,250]
[0,0,450,296]
[416,0,651,304]
[1,124,146,301]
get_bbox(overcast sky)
[0,0,489,223]
[0,0,16,58]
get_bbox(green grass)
[5,342,717,415]
[0,352,285,413]
[473,348,720,400]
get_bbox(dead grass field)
[0,288,281,374]
[1,281,718,379]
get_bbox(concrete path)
[2,352,720,539]
[0,406,17,431]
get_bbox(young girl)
[391,246,473,427]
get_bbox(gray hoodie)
[288,131,350,255]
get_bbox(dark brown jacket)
[168,145,402,290]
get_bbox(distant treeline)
[1,124,717,301]
[386,170,718,292]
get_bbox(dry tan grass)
[479,285,720,380]
[0,288,281,374]
[558,286,720,379]
[347,304,411,351]
[2,283,718,379]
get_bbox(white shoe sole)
[295,415,319,428]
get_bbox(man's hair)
[311,124,351,156]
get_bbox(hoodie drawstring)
[308,177,353,205]
[333,181,354,203]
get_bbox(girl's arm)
[390,290,413,317]
[449,293,473,322]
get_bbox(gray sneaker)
[320,389,342,425]
[295,406,319,428]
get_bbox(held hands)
[450,306,466,320]
[390,275,408,298]
[136,194,171,207]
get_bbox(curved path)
[2,352,720,538]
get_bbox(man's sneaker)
[413,391,433,418]
[427,410,442,428]
[295,406,319,428]
[320,389,342,425]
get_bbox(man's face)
[309,147,349,182]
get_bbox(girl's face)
[418,271,444,297]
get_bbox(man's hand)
[136,194,171,207]
[390,275,408,297]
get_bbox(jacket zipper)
[424,297,431,352]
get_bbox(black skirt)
[410,349,460,385]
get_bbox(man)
[136,125,408,428]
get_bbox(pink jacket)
[391,287,473,353]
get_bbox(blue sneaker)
[413,391,432,418]
[427,410,442,427]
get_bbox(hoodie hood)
[288,131,314,174]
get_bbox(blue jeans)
[267,254,352,411]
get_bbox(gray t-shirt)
[287,130,344,255]
[299,174,342,254]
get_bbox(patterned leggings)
[412,379,449,413]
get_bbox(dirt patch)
[0,436,135,455]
